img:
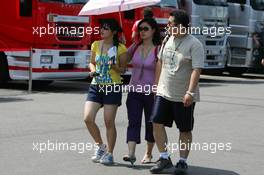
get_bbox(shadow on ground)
[0,97,33,103]
[102,162,240,175]
[187,166,240,175]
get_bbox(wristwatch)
[186,91,195,98]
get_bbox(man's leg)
[174,103,195,174]
[153,123,167,153]
[179,131,192,160]
[150,96,174,174]
[174,131,192,174]
[150,123,174,174]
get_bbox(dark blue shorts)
[151,96,195,132]
[86,84,122,106]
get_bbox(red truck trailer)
[0,0,91,85]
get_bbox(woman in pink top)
[123,18,161,165]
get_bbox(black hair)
[143,7,154,18]
[99,18,122,48]
[137,18,161,46]
[169,10,190,28]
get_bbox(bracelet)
[186,91,195,98]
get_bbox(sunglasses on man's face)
[138,26,150,32]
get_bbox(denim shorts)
[86,84,122,106]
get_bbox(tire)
[32,80,54,87]
[0,53,10,85]
[202,69,224,76]
[227,67,247,76]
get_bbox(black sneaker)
[174,160,188,175]
[150,157,174,174]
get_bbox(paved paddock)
[1,74,264,175]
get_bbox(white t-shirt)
[157,34,204,102]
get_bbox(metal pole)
[119,1,126,44]
[28,48,32,93]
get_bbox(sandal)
[123,155,136,165]
[141,154,153,164]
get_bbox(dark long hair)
[137,18,161,46]
[99,18,122,48]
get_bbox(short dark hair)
[143,7,154,18]
[169,10,189,28]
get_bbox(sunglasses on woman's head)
[138,26,150,32]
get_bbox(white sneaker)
[100,153,114,165]
[91,144,106,163]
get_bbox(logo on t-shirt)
[163,47,184,73]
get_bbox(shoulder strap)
[154,45,162,62]
[154,46,159,62]
[159,35,170,60]
[131,42,141,59]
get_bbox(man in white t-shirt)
[150,10,204,174]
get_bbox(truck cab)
[178,0,229,71]
[227,0,264,74]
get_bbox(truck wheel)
[202,69,224,76]
[32,80,54,87]
[227,67,247,76]
[0,53,10,85]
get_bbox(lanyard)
[171,39,184,60]
[161,36,185,60]
[99,41,113,57]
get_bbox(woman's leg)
[103,104,118,154]
[126,92,144,156]
[84,101,103,145]
[127,141,137,157]
[142,93,155,162]
[140,142,154,164]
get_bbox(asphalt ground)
[1,74,264,175]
